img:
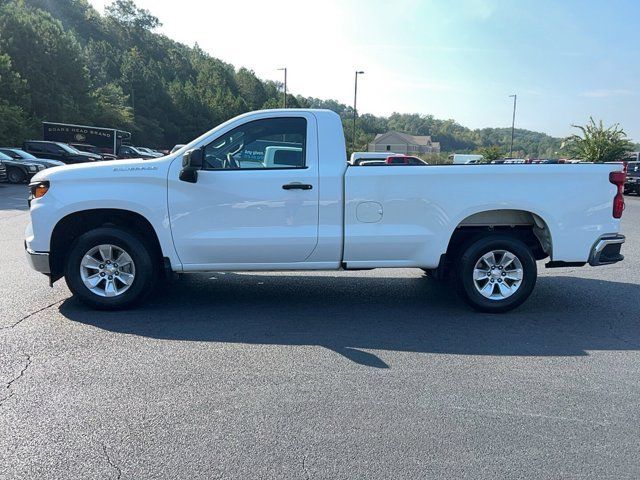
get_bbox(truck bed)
[343,163,620,269]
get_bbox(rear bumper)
[589,234,625,266]
[25,245,50,274]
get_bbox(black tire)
[64,227,157,310]
[455,235,537,313]
[7,168,25,184]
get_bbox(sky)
[88,0,640,140]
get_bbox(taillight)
[609,171,625,218]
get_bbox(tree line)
[0,0,634,160]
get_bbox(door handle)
[282,182,313,190]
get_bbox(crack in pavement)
[101,443,122,479]
[302,452,310,480]
[0,299,64,330]
[0,354,31,407]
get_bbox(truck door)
[167,114,320,268]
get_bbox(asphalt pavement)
[1,182,639,479]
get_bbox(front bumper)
[25,245,50,274]
[588,234,625,266]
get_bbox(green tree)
[477,145,502,162]
[564,118,633,162]
[0,2,93,123]
[0,53,33,144]
[105,0,161,30]
[90,82,133,128]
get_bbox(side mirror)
[179,148,203,183]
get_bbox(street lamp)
[277,67,287,108]
[509,94,517,159]
[353,70,365,151]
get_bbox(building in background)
[368,131,440,155]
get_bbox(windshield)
[11,149,37,160]
[59,143,82,154]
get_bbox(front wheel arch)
[49,208,164,284]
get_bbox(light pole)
[509,94,517,159]
[278,67,287,108]
[353,70,364,151]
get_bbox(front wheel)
[7,167,26,184]
[455,235,537,313]
[64,227,157,310]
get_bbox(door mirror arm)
[179,148,204,183]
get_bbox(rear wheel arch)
[432,209,552,278]
[49,209,164,283]
[447,209,551,259]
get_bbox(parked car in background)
[0,154,7,183]
[0,148,65,169]
[170,144,186,154]
[0,151,44,183]
[450,154,483,164]
[117,145,157,159]
[624,161,640,195]
[386,155,428,165]
[69,143,117,161]
[136,147,163,158]
[358,160,387,166]
[350,151,397,165]
[23,141,101,164]
[503,159,527,164]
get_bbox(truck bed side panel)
[343,164,620,268]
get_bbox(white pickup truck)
[25,109,626,312]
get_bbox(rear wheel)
[64,227,157,310]
[7,168,25,184]
[455,235,537,313]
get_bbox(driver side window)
[202,117,306,170]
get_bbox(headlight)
[37,165,45,170]
[28,165,37,172]
[28,181,49,204]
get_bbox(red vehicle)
[385,155,428,165]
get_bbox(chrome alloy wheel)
[80,244,136,297]
[472,250,524,300]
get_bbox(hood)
[45,159,66,166]
[28,157,65,167]
[4,159,42,170]
[30,156,169,183]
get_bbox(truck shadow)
[59,273,640,368]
